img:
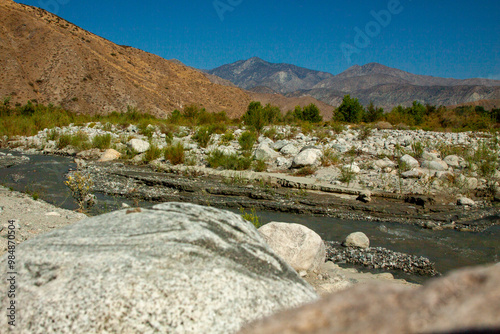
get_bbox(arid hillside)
[0,0,253,117]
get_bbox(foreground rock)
[258,222,326,272]
[239,264,500,334]
[0,203,317,334]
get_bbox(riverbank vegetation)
[1,96,499,142]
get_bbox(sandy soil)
[0,186,87,256]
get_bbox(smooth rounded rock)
[98,148,121,162]
[400,154,419,169]
[344,232,370,249]
[292,148,322,168]
[258,222,326,272]
[128,138,150,153]
[421,159,448,171]
[254,143,280,161]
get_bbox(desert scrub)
[240,207,261,228]
[410,141,425,159]
[330,122,346,134]
[468,141,499,178]
[121,147,138,160]
[206,150,252,170]
[252,159,267,172]
[65,171,95,212]
[436,143,467,158]
[293,166,317,177]
[219,131,235,145]
[143,144,163,163]
[238,131,257,151]
[321,148,339,167]
[47,129,60,141]
[57,131,91,150]
[263,127,277,140]
[92,133,112,149]
[138,121,155,139]
[358,125,373,141]
[193,126,212,148]
[164,142,185,165]
[339,165,356,185]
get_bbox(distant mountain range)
[207,58,500,109]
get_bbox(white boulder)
[258,222,326,272]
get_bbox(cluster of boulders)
[4,122,500,202]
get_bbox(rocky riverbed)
[1,121,499,231]
[1,122,499,280]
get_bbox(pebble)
[325,241,439,277]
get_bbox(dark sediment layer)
[79,161,500,232]
[325,241,440,277]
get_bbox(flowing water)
[1,150,499,281]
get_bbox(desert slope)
[0,0,251,117]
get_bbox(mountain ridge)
[208,58,500,109]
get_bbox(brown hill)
[0,0,251,117]
[447,99,500,110]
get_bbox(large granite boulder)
[400,154,419,169]
[128,138,150,153]
[253,142,280,161]
[292,148,322,168]
[258,222,326,272]
[239,265,500,334]
[0,203,317,334]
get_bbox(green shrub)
[334,95,364,123]
[47,129,60,141]
[321,148,339,167]
[92,133,112,149]
[57,134,72,149]
[138,121,155,139]
[206,150,252,170]
[238,131,257,151]
[330,122,346,134]
[240,207,261,228]
[143,144,163,163]
[243,101,281,133]
[293,166,317,176]
[411,141,425,159]
[56,132,90,150]
[339,165,356,185]
[193,126,212,148]
[164,142,185,165]
[220,131,235,145]
[263,127,277,140]
[293,104,322,123]
[253,159,267,172]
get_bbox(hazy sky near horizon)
[16,0,500,79]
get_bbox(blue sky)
[16,0,500,79]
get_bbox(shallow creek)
[1,150,498,282]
